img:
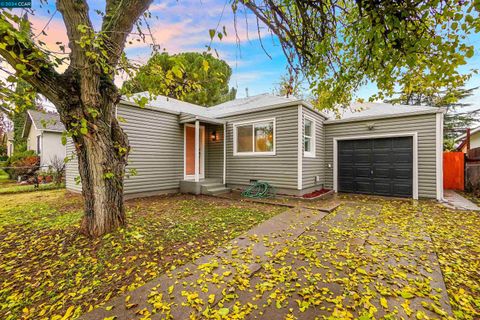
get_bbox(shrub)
[48,156,66,185]
[4,150,39,180]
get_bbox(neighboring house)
[23,110,66,167]
[66,93,444,200]
[455,126,480,152]
[1,131,14,156]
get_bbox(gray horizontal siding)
[206,124,223,179]
[65,103,183,195]
[224,106,299,190]
[65,138,81,193]
[324,113,438,198]
[302,107,326,190]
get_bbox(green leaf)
[208,29,215,39]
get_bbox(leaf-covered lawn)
[0,190,285,319]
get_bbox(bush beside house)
[4,150,39,180]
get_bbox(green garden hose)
[241,181,276,198]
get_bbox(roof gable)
[23,110,65,137]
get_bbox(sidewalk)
[443,189,480,211]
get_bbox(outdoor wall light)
[366,122,375,130]
[211,131,218,141]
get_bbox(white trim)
[333,132,419,200]
[232,117,276,156]
[223,123,226,185]
[183,123,205,180]
[303,114,316,158]
[195,121,200,182]
[297,105,303,190]
[436,112,444,201]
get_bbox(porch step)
[201,182,231,196]
[203,186,232,196]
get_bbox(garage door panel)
[372,153,390,163]
[339,180,355,192]
[373,181,393,195]
[373,139,391,149]
[355,153,371,164]
[339,154,353,164]
[355,167,371,178]
[393,184,412,196]
[393,168,412,179]
[339,167,354,177]
[338,137,413,197]
[356,180,373,193]
[394,152,412,163]
[354,140,372,150]
[373,167,390,178]
[395,138,413,148]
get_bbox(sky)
[12,0,480,115]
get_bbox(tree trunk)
[66,101,129,238]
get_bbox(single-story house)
[66,93,444,200]
[455,126,480,152]
[23,110,66,168]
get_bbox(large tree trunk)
[62,96,129,238]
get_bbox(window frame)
[233,118,276,156]
[303,115,316,158]
[36,135,42,155]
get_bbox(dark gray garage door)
[338,137,413,197]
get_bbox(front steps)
[180,178,231,196]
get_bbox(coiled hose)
[241,182,276,198]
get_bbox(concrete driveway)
[83,197,457,319]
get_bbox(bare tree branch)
[101,0,154,68]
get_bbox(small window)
[234,119,275,155]
[36,135,41,154]
[304,116,315,157]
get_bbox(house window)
[234,119,275,155]
[304,116,315,157]
[36,135,41,154]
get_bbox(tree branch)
[0,18,65,109]
[101,0,154,68]
[56,0,94,70]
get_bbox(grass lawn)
[0,190,285,319]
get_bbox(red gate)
[443,152,464,190]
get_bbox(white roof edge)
[119,99,181,115]
[215,100,329,119]
[325,108,443,124]
[300,101,330,119]
[455,126,480,141]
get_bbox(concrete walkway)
[82,199,454,320]
[443,189,480,211]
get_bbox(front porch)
[179,115,230,195]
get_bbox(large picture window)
[304,116,315,157]
[234,119,275,155]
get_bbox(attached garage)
[337,136,415,198]
[324,103,444,200]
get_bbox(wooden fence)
[466,148,480,192]
[443,152,465,190]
